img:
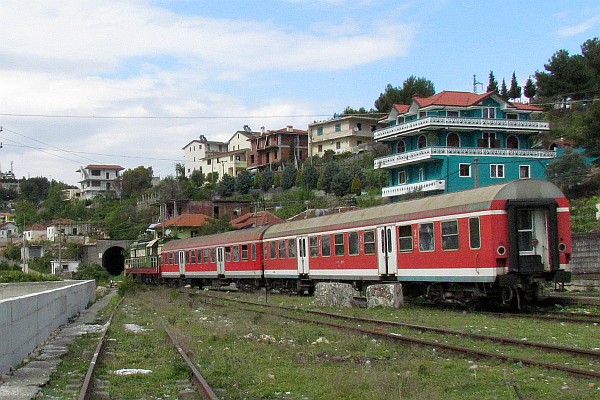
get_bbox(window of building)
[419,111,426,118]
[482,107,496,119]
[480,132,499,148]
[335,123,341,132]
[335,142,341,150]
[321,235,331,257]
[398,171,407,184]
[92,181,101,187]
[507,135,519,149]
[519,165,531,179]
[418,168,424,181]
[506,113,518,120]
[288,239,296,258]
[349,232,359,255]
[356,123,362,131]
[91,169,101,176]
[418,135,427,148]
[309,237,319,257]
[399,225,413,252]
[318,145,323,152]
[317,127,323,136]
[396,140,406,153]
[446,132,460,147]
[490,164,505,178]
[447,111,459,117]
[363,230,375,254]
[250,155,255,163]
[469,217,481,249]
[419,223,435,251]
[459,163,471,177]
[441,220,459,250]
[334,234,345,256]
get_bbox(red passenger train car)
[128,180,572,305]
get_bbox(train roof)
[162,226,269,251]
[263,180,565,238]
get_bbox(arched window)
[396,140,406,154]
[506,135,519,149]
[418,135,427,148]
[446,132,460,147]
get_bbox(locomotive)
[125,179,572,306]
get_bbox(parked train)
[125,180,572,306]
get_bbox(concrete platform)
[0,288,117,400]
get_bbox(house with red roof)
[76,164,124,200]
[155,213,212,239]
[247,125,308,172]
[373,91,554,198]
[229,211,283,230]
[307,115,381,157]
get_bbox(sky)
[0,0,599,186]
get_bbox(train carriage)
[262,179,571,303]
[161,226,268,288]
[124,238,163,284]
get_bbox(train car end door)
[178,250,185,277]
[216,246,226,276]
[377,225,398,276]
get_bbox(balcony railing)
[381,180,446,198]
[374,146,556,170]
[374,117,550,141]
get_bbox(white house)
[77,164,124,200]
[308,115,380,157]
[183,135,228,178]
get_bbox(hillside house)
[373,91,553,199]
[77,164,124,199]
[247,126,308,172]
[308,115,380,157]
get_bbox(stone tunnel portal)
[102,246,125,276]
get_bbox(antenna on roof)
[473,75,483,94]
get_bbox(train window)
[335,233,345,256]
[185,251,190,263]
[309,237,319,257]
[349,232,359,255]
[517,210,534,252]
[288,239,296,258]
[441,220,459,250]
[233,246,240,262]
[190,250,196,264]
[278,240,286,258]
[363,230,375,254]
[203,249,209,263]
[419,223,435,251]
[321,235,331,257]
[469,218,481,249]
[210,248,216,263]
[399,225,413,252]
[252,244,257,261]
[242,244,249,260]
[270,241,277,259]
[225,247,232,262]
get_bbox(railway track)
[201,293,600,380]
[77,299,218,400]
[481,311,600,325]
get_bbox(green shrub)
[72,263,112,284]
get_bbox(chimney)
[286,125,293,132]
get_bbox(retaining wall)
[0,280,96,375]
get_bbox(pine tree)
[487,71,499,94]
[500,79,509,100]
[523,77,537,102]
[508,72,522,100]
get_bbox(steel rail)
[204,296,600,379]
[161,320,220,400]
[78,297,123,400]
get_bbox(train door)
[517,209,550,270]
[178,250,185,276]
[377,225,398,275]
[216,247,226,275]
[297,236,310,275]
[507,200,559,274]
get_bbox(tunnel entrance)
[102,246,125,276]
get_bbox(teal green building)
[373,91,554,200]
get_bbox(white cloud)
[557,14,600,37]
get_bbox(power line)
[0,112,333,120]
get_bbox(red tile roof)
[509,102,543,111]
[393,104,411,114]
[156,213,212,228]
[413,91,494,108]
[230,211,283,229]
[83,164,124,170]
